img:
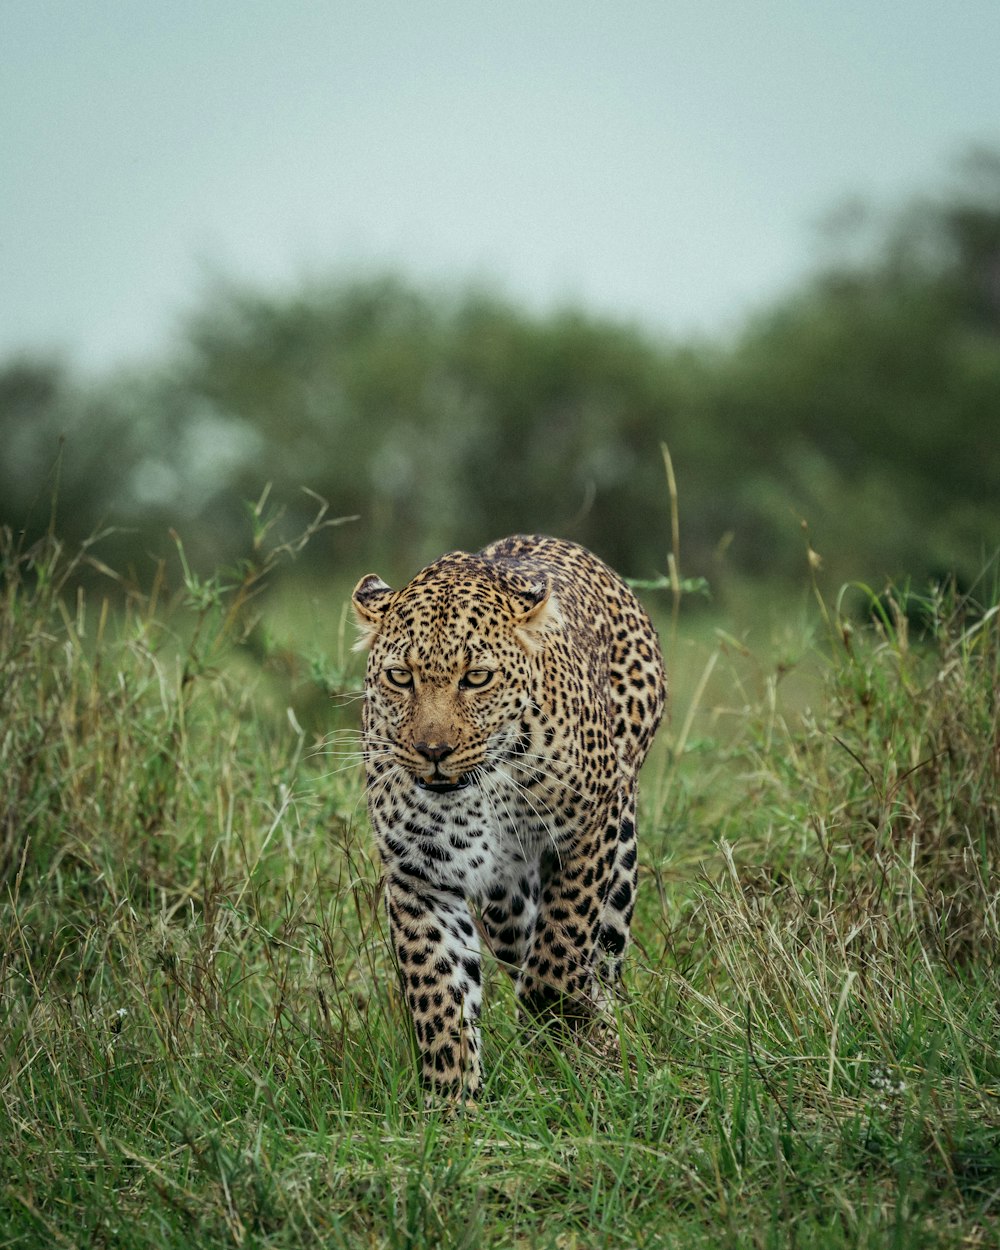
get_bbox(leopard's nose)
[414,741,455,764]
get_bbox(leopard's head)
[351,553,562,794]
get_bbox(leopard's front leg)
[384,872,483,1101]
[515,813,617,1023]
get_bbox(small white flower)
[869,1065,906,1097]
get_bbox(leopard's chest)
[370,768,560,901]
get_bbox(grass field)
[1,522,998,1249]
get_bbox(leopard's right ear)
[512,576,563,655]
[351,574,394,651]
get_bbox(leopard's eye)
[460,668,495,690]
[384,667,414,689]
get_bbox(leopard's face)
[363,625,529,794]
[352,558,561,794]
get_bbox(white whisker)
[485,758,564,868]
[505,753,592,805]
[477,767,530,862]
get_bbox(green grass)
[1,521,998,1249]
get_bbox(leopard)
[351,534,666,1101]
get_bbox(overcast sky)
[3,2,999,372]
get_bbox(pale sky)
[3,1,999,372]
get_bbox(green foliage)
[1,523,998,1247]
[173,278,687,577]
[2,155,998,594]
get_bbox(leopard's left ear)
[512,577,563,654]
[351,574,394,651]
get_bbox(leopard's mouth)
[415,774,473,795]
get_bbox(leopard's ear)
[512,577,563,655]
[351,574,394,651]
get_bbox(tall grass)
[1,522,997,1249]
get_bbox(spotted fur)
[352,535,665,1099]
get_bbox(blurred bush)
[2,153,998,593]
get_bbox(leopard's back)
[478,534,666,771]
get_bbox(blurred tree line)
[2,152,998,596]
